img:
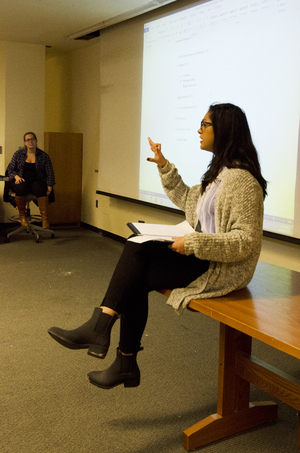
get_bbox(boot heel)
[88,348,142,389]
[88,344,108,359]
[124,378,140,388]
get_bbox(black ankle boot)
[88,348,142,389]
[47,308,118,359]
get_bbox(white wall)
[0,43,6,177]
[0,41,45,221]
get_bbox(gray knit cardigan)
[158,161,264,313]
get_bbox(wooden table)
[159,260,300,451]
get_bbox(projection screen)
[97,0,300,242]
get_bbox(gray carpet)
[1,227,299,452]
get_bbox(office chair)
[6,192,55,243]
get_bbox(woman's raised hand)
[147,137,167,167]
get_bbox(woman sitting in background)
[48,103,267,390]
[7,132,55,229]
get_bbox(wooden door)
[44,132,83,226]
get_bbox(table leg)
[298,415,300,451]
[183,323,278,451]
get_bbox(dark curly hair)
[200,103,267,199]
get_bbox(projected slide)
[139,0,300,239]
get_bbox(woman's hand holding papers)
[147,138,167,167]
[168,236,185,255]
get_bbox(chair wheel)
[35,236,40,243]
[5,237,10,243]
[51,233,55,238]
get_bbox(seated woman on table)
[48,103,267,390]
[7,132,55,229]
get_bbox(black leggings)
[13,179,47,198]
[101,239,209,353]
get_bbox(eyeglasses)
[24,138,36,142]
[200,120,213,129]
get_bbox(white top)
[196,168,227,234]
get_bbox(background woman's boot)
[48,307,118,359]
[15,196,28,226]
[37,196,50,228]
[87,348,141,389]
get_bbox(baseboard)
[1,220,127,244]
[80,222,126,244]
[50,223,81,229]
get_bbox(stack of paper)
[127,220,194,243]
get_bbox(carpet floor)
[1,227,299,452]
